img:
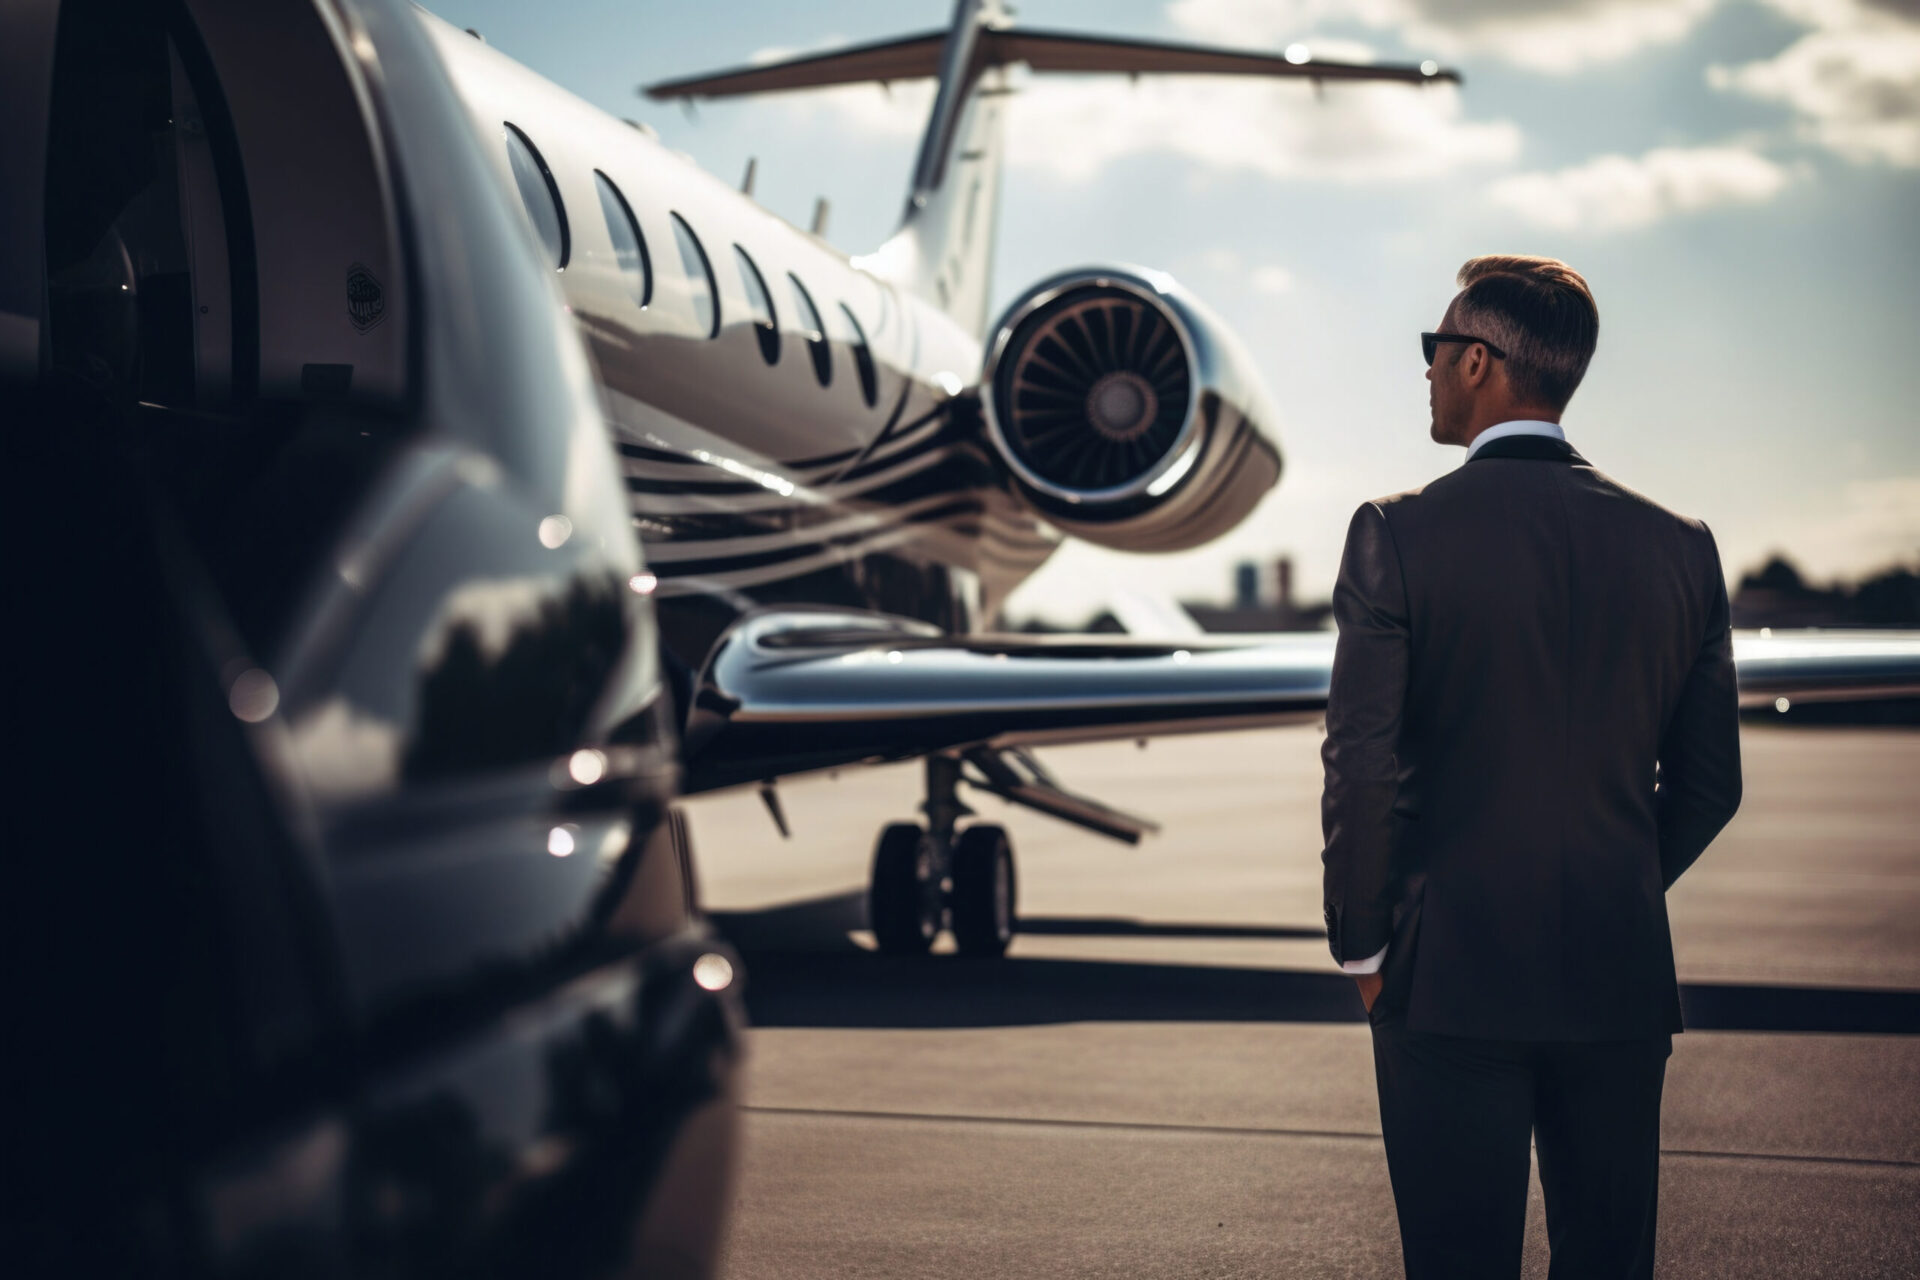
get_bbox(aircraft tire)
[951,824,1016,957]
[869,822,939,954]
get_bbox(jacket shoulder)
[1365,458,1718,559]
[1583,466,1717,544]
[1359,477,1442,516]
[1358,467,1468,528]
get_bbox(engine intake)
[981,268,1281,553]
[993,284,1192,493]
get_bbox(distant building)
[1018,553,1335,634]
[1184,555,1331,632]
[1233,561,1260,610]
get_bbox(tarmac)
[686,723,1920,1278]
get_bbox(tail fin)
[643,1,1459,337]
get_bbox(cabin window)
[838,302,878,408]
[669,212,718,338]
[502,123,568,270]
[594,172,651,307]
[732,246,779,365]
[788,273,831,387]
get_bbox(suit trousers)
[1369,1003,1672,1279]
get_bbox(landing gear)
[951,824,1015,956]
[868,822,940,954]
[866,755,1020,956]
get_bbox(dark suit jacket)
[1320,433,1742,1040]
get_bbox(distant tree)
[1732,554,1920,628]
[1741,554,1809,594]
[1852,566,1920,627]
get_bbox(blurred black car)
[2,1,741,1275]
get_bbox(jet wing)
[1731,630,1920,708]
[680,610,1331,792]
[679,612,1920,794]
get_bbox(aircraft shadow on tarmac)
[710,891,1920,1036]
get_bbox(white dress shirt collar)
[1467,419,1566,460]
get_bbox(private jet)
[426,0,1920,956]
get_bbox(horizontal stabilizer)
[987,29,1456,84]
[642,28,1459,101]
[643,32,948,100]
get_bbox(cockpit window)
[838,302,878,408]
[733,245,778,365]
[669,212,717,338]
[594,171,650,307]
[503,123,568,270]
[788,273,831,388]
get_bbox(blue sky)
[425,0,1920,622]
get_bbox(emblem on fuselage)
[347,263,386,333]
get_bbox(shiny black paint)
[5,0,740,1275]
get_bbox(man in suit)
[1320,255,1743,1278]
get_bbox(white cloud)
[1709,1,1920,167]
[1169,0,1722,74]
[1487,145,1796,230]
[1011,76,1518,182]
[1189,249,1295,293]
[772,73,1519,185]
[1251,265,1299,294]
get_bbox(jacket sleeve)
[1321,501,1411,965]
[1656,528,1744,889]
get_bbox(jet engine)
[979,267,1282,553]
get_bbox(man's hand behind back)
[1355,972,1384,1014]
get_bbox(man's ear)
[1462,344,1493,389]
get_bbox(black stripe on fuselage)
[651,497,987,579]
[630,423,987,521]
[646,449,1000,572]
[618,438,864,473]
[615,403,948,478]
[620,418,963,499]
[625,474,766,496]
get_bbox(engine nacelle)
[979,266,1282,553]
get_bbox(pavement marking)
[744,1105,1920,1170]
[1657,1147,1920,1171]
[744,1103,1381,1142]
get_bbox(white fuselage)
[421,13,1059,660]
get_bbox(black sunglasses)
[1422,331,1508,367]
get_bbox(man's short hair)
[1452,255,1599,411]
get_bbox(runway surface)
[686,723,1920,1278]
